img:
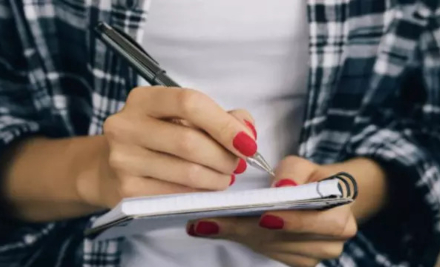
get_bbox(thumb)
[228,109,257,140]
[271,156,320,187]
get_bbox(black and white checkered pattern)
[0,0,439,266]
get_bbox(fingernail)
[234,159,247,174]
[187,224,197,236]
[259,215,284,229]
[244,120,257,140]
[274,179,298,187]
[233,131,257,157]
[229,175,236,186]
[195,221,220,235]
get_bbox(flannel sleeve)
[0,4,87,267]
[345,113,440,266]
[342,8,440,266]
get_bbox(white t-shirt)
[121,0,309,266]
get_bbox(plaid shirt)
[0,0,439,266]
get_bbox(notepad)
[86,172,357,241]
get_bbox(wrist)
[320,157,386,180]
[319,157,388,223]
[1,137,108,222]
[75,136,111,209]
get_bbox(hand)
[185,156,357,267]
[77,86,257,209]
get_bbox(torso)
[122,0,309,266]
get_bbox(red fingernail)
[195,221,220,235]
[259,215,284,229]
[233,131,257,157]
[234,159,247,174]
[187,224,197,236]
[229,175,236,186]
[244,120,257,140]
[275,179,298,187]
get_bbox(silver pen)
[94,22,275,176]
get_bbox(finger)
[116,176,199,200]
[271,156,320,187]
[262,240,343,260]
[168,116,246,175]
[105,114,239,175]
[260,206,357,238]
[185,216,353,264]
[127,87,258,158]
[186,217,334,242]
[109,144,234,190]
[263,252,319,267]
[186,216,290,246]
[228,109,257,139]
[168,118,196,128]
[186,217,257,239]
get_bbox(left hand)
[185,156,358,267]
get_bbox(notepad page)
[94,197,352,241]
[93,179,340,228]
[125,179,338,215]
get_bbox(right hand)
[81,86,257,208]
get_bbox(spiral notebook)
[85,172,357,241]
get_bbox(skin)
[187,156,388,266]
[1,86,388,266]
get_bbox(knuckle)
[229,109,254,122]
[176,130,198,155]
[238,109,254,120]
[103,115,122,137]
[342,217,358,239]
[330,208,355,238]
[178,89,205,115]
[103,113,134,142]
[127,86,147,104]
[181,165,228,191]
[182,164,203,187]
[108,151,126,170]
[218,118,238,140]
[217,156,238,175]
[332,217,349,237]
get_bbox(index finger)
[127,86,258,158]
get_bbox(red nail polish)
[233,131,257,157]
[244,120,257,140]
[259,215,284,229]
[275,179,298,187]
[234,159,247,174]
[229,175,236,186]
[195,221,220,235]
[187,224,196,236]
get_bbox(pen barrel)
[152,71,180,87]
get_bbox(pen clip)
[94,22,160,66]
